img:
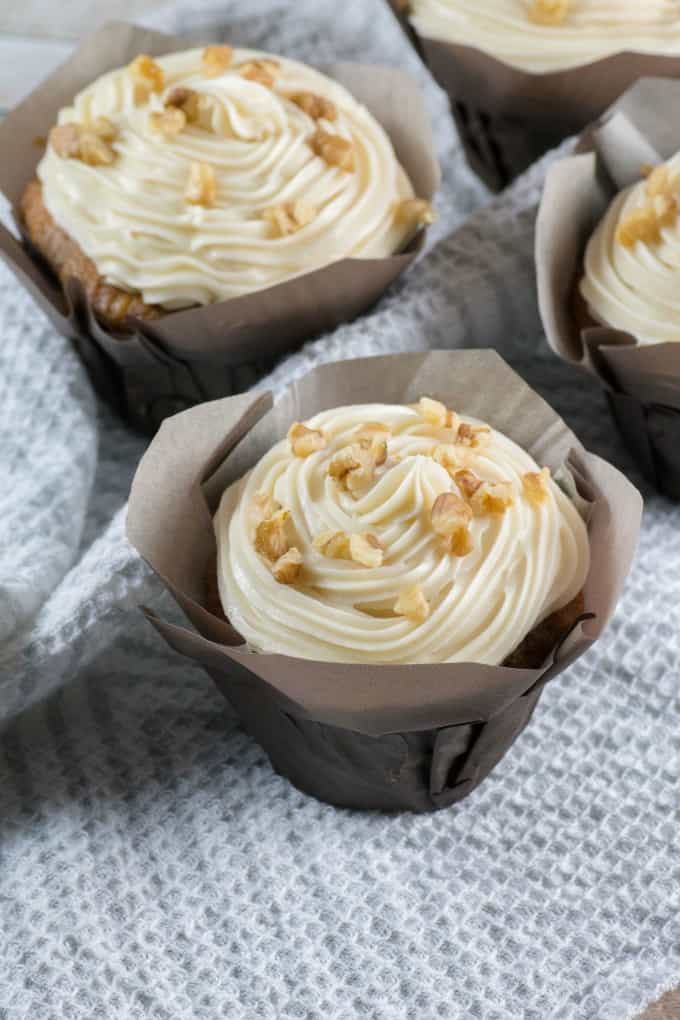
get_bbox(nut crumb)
[616,196,677,247]
[79,131,116,166]
[456,422,491,448]
[395,197,435,227]
[92,117,117,141]
[202,45,233,77]
[272,547,303,584]
[527,0,569,25]
[470,481,514,516]
[328,443,375,494]
[453,468,483,500]
[253,490,281,526]
[237,59,280,88]
[288,421,326,457]
[263,201,317,237]
[313,530,352,560]
[49,123,83,159]
[522,467,551,506]
[394,584,430,623]
[309,128,355,171]
[128,54,164,100]
[254,509,290,561]
[349,533,384,568]
[149,107,187,137]
[431,492,473,557]
[185,161,217,206]
[417,396,448,428]
[290,91,337,121]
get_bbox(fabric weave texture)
[1,2,679,1018]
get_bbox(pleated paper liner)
[385,0,680,193]
[126,350,641,812]
[0,21,440,435]
[537,77,680,501]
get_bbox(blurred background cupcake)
[389,0,680,191]
[0,23,439,432]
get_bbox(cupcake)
[0,22,438,431]
[537,77,680,499]
[390,0,680,190]
[212,399,589,667]
[127,350,641,812]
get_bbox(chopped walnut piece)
[432,444,458,472]
[202,44,233,77]
[287,421,326,457]
[252,490,282,526]
[185,161,217,207]
[527,0,569,25]
[49,123,83,159]
[254,508,290,561]
[355,424,390,467]
[454,468,483,500]
[395,197,436,228]
[456,422,491,448]
[263,201,317,237]
[272,547,303,584]
[237,59,280,88]
[328,442,375,494]
[128,54,165,100]
[349,533,384,568]
[431,492,473,557]
[470,481,514,516]
[290,91,337,121]
[417,396,448,428]
[394,584,430,623]
[165,86,202,123]
[313,530,352,560]
[523,467,551,506]
[309,129,355,172]
[78,131,116,166]
[149,107,187,137]
[645,164,673,197]
[616,195,677,247]
[92,116,117,141]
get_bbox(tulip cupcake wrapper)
[126,350,641,812]
[385,0,680,193]
[0,21,439,434]
[537,77,680,500]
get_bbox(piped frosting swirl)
[214,400,589,665]
[407,1,680,74]
[36,47,424,309]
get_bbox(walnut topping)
[432,445,459,476]
[254,508,290,561]
[469,481,514,516]
[165,87,202,123]
[395,197,436,228]
[237,59,280,88]
[149,107,187,137]
[252,490,282,526]
[431,492,472,536]
[394,584,430,623]
[128,54,165,100]
[202,44,233,77]
[645,164,673,198]
[522,467,551,506]
[309,129,355,172]
[288,422,326,457]
[328,443,375,494]
[272,547,303,584]
[290,91,337,121]
[528,0,569,25]
[453,468,483,500]
[354,423,390,467]
[349,533,384,568]
[456,422,491,448]
[616,195,678,247]
[416,396,449,428]
[263,201,317,237]
[185,161,217,206]
[49,122,116,165]
[313,530,352,560]
[92,116,116,141]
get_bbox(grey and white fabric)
[1,2,678,1019]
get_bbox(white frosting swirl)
[408,1,680,73]
[36,48,416,309]
[580,155,680,345]
[214,403,589,665]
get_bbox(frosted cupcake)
[212,397,589,666]
[21,46,432,329]
[394,0,680,189]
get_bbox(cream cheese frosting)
[407,1,680,74]
[36,47,422,309]
[214,400,589,665]
[580,158,680,345]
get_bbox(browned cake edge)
[19,178,162,330]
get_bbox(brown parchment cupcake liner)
[536,77,680,500]
[385,0,680,192]
[126,350,641,812]
[0,21,440,435]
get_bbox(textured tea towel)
[1,1,679,1019]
